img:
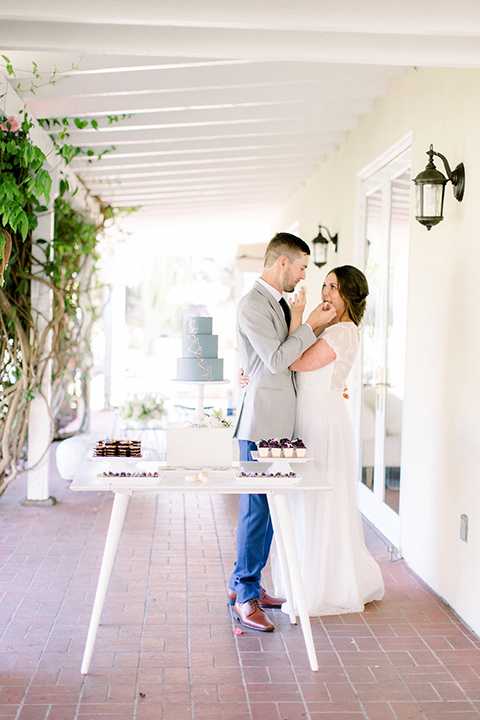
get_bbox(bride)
[271,264,384,616]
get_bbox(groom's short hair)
[264,232,311,267]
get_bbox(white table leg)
[271,492,319,672]
[81,491,131,674]
[267,492,296,624]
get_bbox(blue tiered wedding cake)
[176,316,224,382]
[168,316,233,468]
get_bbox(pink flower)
[0,116,19,132]
[234,627,244,635]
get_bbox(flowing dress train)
[273,322,385,616]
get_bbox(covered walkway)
[0,418,479,720]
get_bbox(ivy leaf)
[35,170,52,205]
[18,212,29,241]
[74,118,88,130]
[60,144,76,164]
[59,178,69,197]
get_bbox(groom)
[229,232,334,631]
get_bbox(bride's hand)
[238,367,250,389]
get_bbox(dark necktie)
[279,297,291,327]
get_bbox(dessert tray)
[88,450,147,462]
[97,470,161,478]
[95,469,164,487]
[254,438,308,461]
[250,451,311,463]
[235,469,302,485]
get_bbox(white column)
[103,244,128,409]
[25,196,57,504]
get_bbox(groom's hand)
[238,367,250,389]
[305,301,337,331]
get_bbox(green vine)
[0,71,114,492]
[0,113,51,252]
[0,170,107,491]
[0,55,138,493]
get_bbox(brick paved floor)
[0,427,479,718]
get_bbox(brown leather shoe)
[233,599,274,632]
[227,586,285,608]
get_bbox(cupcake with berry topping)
[292,438,307,458]
[280,438,294,458]
[269,438,282,458]
[257,439,270,458]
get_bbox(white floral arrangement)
[192,408,232,429]
[118,392,167,426]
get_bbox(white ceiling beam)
[14,60,402,99]
[85,168,308,189]
[25,80,383,119]
[70,147,328,170]
[76,153,326,177]
[60,128,346,150]
[86,173,307,189]
[42,110,360,139]
[35,103,367,128]
[68,138,337,161]
[3,0,480,36]
[77,157,320,179]
[44,123,346,146]
[2,20,480,68]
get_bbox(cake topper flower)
[192,409,232,429]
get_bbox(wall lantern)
[311,225,338,268]
[412,145,465,230]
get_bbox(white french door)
[357,143,412,549]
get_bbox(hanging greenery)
[0,60,126,493]
[0,170,107,492]
[49,196,106,440]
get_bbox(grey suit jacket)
[233,280,317,442]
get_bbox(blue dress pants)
[228,439,274,603]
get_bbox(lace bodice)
[296,322,359,392]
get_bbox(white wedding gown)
[272,322,385,616]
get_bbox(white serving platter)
[251,451,311,463]
[87,450,147,462]
[235,472,302,485]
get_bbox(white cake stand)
[171,380,230,419]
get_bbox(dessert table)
[70,458,332,674]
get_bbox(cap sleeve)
[321,323,358,361]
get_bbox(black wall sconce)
[311,225,338,268]
[412,145,465,230]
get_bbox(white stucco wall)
[274,67,480,635]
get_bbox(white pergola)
[2,1,480,228]
[2,0,480,501]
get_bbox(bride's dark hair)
[330,265,369,326]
